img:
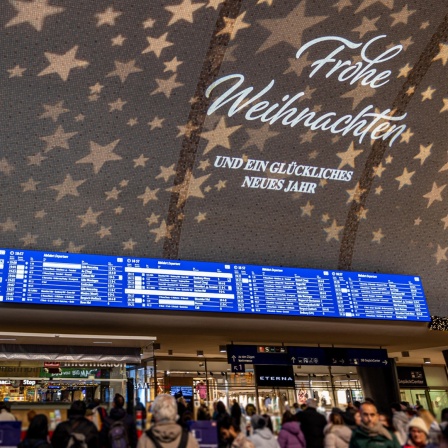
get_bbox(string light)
[428,316,448,331]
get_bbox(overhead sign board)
[227,345,389,367]
[0,248,430,322]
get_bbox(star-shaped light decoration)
[122,239,137,251]
[138,187,160,205]
[334,0,352,13]
[352,16,379,39]
[146,213,160,226]
[7,65,26,78]
[433,43,448,66]
[40,125,77,153]
[423,182,446,208]
[97,226,112,239]
[143,17,155,29]
[20,233,38,246]
[440,99,448,113]
[6,0,64,32]
[164,57,183,73]
[38,46,89,81]
[76,139,122,174]
[372,228,384,243]
[341,82,376,109]
[27,152,47,166]
[150,220,172,243]
[148,116,165,130]
[397,63,412,78]
[49,174,86,201]
[0,218,18,232]
[336,142,363,169]
[372,163,386,178]
[142,33,173,58]
[346,182,365,204]
[201,117,241,155]
[53,238,64,247]
[77,207,103,227]
[354,0,393,14]
[323,219,344,242]
[34,210,46,220]
[0,158,14,175]
[108,98,127,112]
[107,60,142,83]
[441,215,448,230]
[241,123,279,152]
[95,6,122,27]
[433,245,448,264]
[390,5,415,27]
[111,35,126,46]
[400,128,413,144]
[105,187,121,201]
[217,12,250,40]
[395,167,415,189]
[195,212,207,223]
[300,201,314,217]
[414,144,432,165]
[167,170,211,207]
[39,101,69,122]
[284,52,312,78]
[400,36,413,51]
[165,0,205,26]
[355,206,368,220]
[20,177,40,192]
[421,86,436,101]
[151,74,184,98]
[133,155,149,168]
[257,2,327,53]
[156,164,176,182]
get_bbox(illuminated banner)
[0,248,429,322]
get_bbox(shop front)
[398,365,448,420]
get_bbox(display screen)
[170,386,193,402]
[0,248,429,321]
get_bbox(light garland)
[428,316,448,331]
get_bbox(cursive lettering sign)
[206,34,407,147]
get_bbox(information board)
[0,248,430,321]
[227,345,390,367]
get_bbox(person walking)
[137,394,198,448]
[52,401,99,448]
[18,414,51,448]
[390,403,409,446]
[100,394,138,448]
[324,412,352,448]
[277,411,306,448]
[418,410,442,445]
[219,415,254,448]
[403,417,438,448]
[349,403,400,448]
[296,399,327,448]
[231,400,243,431]
[0,402,16,421]
[249,415,279,448]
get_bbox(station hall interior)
[0,0,448,433]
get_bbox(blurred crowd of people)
[1,396,448,448]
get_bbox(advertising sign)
[396,367,427,388]
[255,365,295,387]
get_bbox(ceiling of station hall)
[0,0,448,333]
